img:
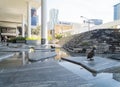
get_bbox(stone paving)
[1,43,120,86]
[62,56,120,73]
[0,60,94,87]
[0,43,92,87]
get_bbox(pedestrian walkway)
[62,56,120,73]
[0,43,57,62]
[0,60,94,87]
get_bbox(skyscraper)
[114,3,120,20]
[31,8,38,26]
[49,9,59,30]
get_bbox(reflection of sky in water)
[0,52,30,68]
[59,61,120,87]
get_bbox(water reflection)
[59,61,120,87]
[0,51,30,68]
[0,47,69,68]
[22,51,26,65]
[113,73,120,82]
[55,48,69,61]
[1,47,120,87]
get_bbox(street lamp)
[80,16,91,31]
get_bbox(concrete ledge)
[28,51,57,62]
[26,40,41,45]
[61,56,120,73]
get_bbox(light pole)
[80,16,91,32]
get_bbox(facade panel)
[114,3,120,20]
[31,8,38,26]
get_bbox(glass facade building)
[90,19,103,25]
[114,3,120,20]
[49,9,59,30]
[31,8,38,26]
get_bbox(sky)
[46,0,119,23]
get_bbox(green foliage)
[26,36,41,40]
[31,26,41,35]
[8,38,16,43]
[26,36,52,41]
[15,37,26,40]
[8,37,26,43]
[55,34,63,39]
[48,36,52,41]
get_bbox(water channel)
[0,47,120,87]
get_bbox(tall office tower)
[114,3,120,20]
[31,8,38,26]
[49,9,59,30]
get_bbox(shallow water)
[0,48,120,87]
[59,61,120,87]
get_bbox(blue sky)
[46,0,119,23]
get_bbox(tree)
[31,25,41,35]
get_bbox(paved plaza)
[62,56,120,73]
[1,43,120,87]
[0,60,92,87]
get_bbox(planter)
[26,40,41,45]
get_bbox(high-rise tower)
[114,3,120,20]
[49,9,59,30]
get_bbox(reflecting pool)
[0,47,120,87]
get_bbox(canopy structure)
[0,0,41,25]
[0,0,48,45]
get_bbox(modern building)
[90,19,103,25]
[114,3,120,20]
[48,9,59,39]
[0,0,49,45]
[54,21,73,35]
[49,9,59,30]
[31,8,38,26]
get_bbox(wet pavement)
[62,56,120,73]
[0,52,15,61]
[0,43,92,87]
[1,43,120,87]
[59,61,120,87]
[0,60,92,87]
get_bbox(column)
[27,1,31,38]
[41,0,47,45]
[22,51,26,65]
[22,15,25,37]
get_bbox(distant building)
[90,19,103,25]
[114,3,120,20]
[55,21,73,35]
[48,9,59,30]
[31,8,38,26]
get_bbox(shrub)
[48,36,52,41]
[8,37,26,43]
[8,38,16,43]
[26,36,41,40]
[15,37,26,40]
[55,34,63,39]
